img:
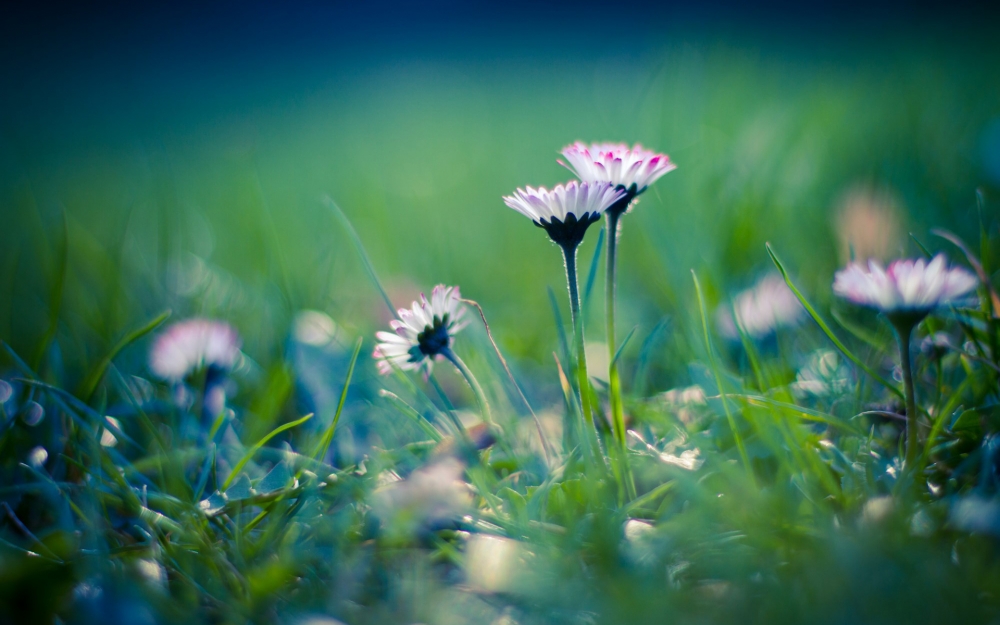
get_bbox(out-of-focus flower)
[22,401,44,426]
[293,310,338,347]
[834,185,905,264]
[134,559,167,590]
[371,457,472,529]
[101,417,122,447]
[464,534,529,594]
[149,319,241,381]
[655,385,707,427]
[792,349,852,397]
[27,446,48,468]
[0,379,12,403]
[833,255,978,314]
[373,285,467,376]
[559,142,676,210]
[716,273,805,340]
[503,181,623,249]
[921,332,953,359]
[624,519,655,543]
[628,430,704,471]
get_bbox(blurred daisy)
[834,255,977,466]
[150,319,241,381]
[371,457,472,530]
[503,180,624,249]
[834,184,905,264]
[833,255,977,316]
[559,142,676,213]
[373,284,468,375]
[716,273,805,339]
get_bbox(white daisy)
[833,255,977,315]
[373,284,467,375]
[559,142,676,210]
[149,319,241,381]
[503,180,624,248]
[716,273,805,339]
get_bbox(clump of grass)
[1,143,999,625]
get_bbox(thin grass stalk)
[560,243,602,463]
[604,210,635,500]
[895,323,919,467]
[442,347,493,426]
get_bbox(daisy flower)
[503,180,624,249]
[559,142,676,213]
[833,255,977,316]
[833,255,976,467]
[149,319,241,381]
[716,273,805,339]
[373,284,468,375]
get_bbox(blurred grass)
[1,34,998,384]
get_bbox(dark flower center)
[606,184,639,218]
[410,314,451,361]
[535,212,602,249]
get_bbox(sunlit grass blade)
[323,195,397,319]
[312,336,364,461]
[738,394,865,435]
[547,286,571,371]
[379,390,443,442]
[918,375,973,474]
[582,227,605,315]
[766,243,904,400]
[462,298,554,465]
[79,308,172,401]
[221,413,314,491]
[692,270,755,487]
[933,228,1000,317]
[611,325,638,367]
[909,232,933,258]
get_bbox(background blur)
[2,0,999,392]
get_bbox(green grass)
[1,34,1000,624]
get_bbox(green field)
[2,27,1000,624]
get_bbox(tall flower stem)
[892,321,919,467]
[561,243,601,462]
[605,209,636,500]
[442,347,493,427]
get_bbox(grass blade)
[312,336,364,461]
[80,309,172,402]
[583,227,605,314]
[221,413,314,490]
[611,325,638,367]
[766,243,903,400]
[692,270,755,487]
[323,195,397,319]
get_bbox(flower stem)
[442,348,493,427]
[896,325,919,467]
[605,210,636,500]
[561,244,601,462]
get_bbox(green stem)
[442,348,493,427]
[562,244,601,462]
[605,211,636,500]
[896,326,918,467]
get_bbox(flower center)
[606,184,638,217]
[412,314,451,360]
[535,212,602,249]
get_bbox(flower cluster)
[559,142,677,210]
